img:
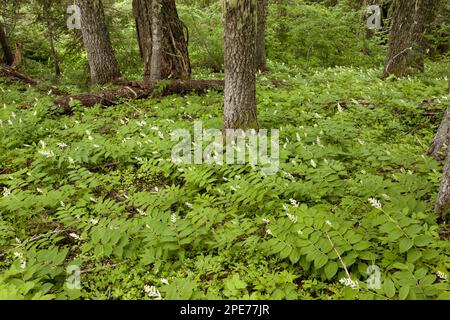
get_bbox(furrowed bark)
[223,0,258,130]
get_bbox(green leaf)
[413,235,433,247]
[399,285,409,300]
[399,237,413,253]
[314,253,328,269]
[324,261,338,279]
[383,278,395,298]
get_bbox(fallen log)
[54,80,225,113]
[0,64,67,95]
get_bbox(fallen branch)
[54,79,225,113]
[0,64,67,96]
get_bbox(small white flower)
[170,214,177,223]
[38,149,55,158]
[69,233,82,241]
[13,251,22,258]
[144,285,162,299]
[137,208,147,216]
[368,197,382,209]
[289,198,299,207]
[20,260,27,269]
[437,271,448,281]
[90,218,99,225]
[36,188,43,194]
[287,213,298,224]
[325,220,332,227]
[316,136,323,147]
[57,142,68,148]
[2,187,11,197]
[161,278,169,285]
[339,277,359,289]
[266,229,273,236]
[60,201,65,207]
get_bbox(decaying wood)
[428,102,450,161]
[433,82,450,220]
[54,80,225,113]
[0,64,67,95]
[435,141,450,219]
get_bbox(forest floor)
[0,61,449,299]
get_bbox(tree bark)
[256,0,268,72]
[133,0,191,83]
[383,0,438,78]
[223,0,258,130]
[77,0,121,84]
[435,138,450,220]
[428,101,450,161]
[43,4,61,77]
[0,23,14,66]
[133,0,153,80]
[150,0,163,81]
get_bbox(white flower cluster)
[2,187,11,197]
[339,277,359,289]
[289,198,299,207]
[38,149,55,158]
[14,251,27,269]
[137,208,147,216]
[170,214,177,223]
[144,285,162,300]
[437,271,448,281]
[368,197,382,209]
[287,212,297,224]
[69,233,83,241]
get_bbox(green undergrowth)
[0,61,449,300]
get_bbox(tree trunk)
[0,23,14,66]
[428,102,450,161]
[133,0,153,80]
[223,0,258,130]
[150,0,163,81]
[383,0,438,78]
[77,0,120,84]
[43,6,61,77]
[435,139,450,220]
[133,0,191,83]
[256,0,268,72]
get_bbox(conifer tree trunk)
[256,0,268,72]
[0,23,14,66]
[133,0,153,80]
[383,0,438,77]
[133,0,191,83]
[223,0,258,130]
[77,0,120,84]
